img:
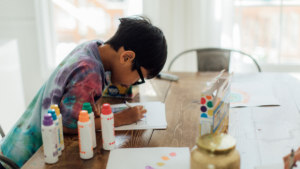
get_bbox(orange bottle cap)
[51,104,61,116]
[79,110,89,122]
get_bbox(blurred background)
[1,0,300,134]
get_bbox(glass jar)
[190,133,240,169]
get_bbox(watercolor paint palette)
[106,147,190,169]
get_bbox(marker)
[124,101,133,108]
[289,149,294,169]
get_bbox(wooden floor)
[22,72,300,169]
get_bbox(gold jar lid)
[197,133,236,153]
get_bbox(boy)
[0,16,167,167]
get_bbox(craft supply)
[199,70,232,136]
[78,110,93,159]
[290,149,295,169]
[106,147,190,169]
[157,72,179,81]
[124,100,133,108]
[50,104,64,151]
[101,103,115,150]
[82,102,96,148]
[42,114,58,164]
[48,109,61,156]
[190,133,240,169]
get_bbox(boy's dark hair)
[105,16,167,79]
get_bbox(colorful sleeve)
[60,85,99,129]
[59,64,103,129]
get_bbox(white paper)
[255,162,300,169]
[106,147,190,169]
[230,82,280,107]
[108,102,167,130]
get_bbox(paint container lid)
[43,114,53,126]
[79,110,89,122]
[102,103,112,115]
[50,104,61,116]
[48,109,57,121]
[82,102,92,114]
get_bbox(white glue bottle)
[78,110,93,159]
[48,109,61,156]
[101,103,115,150]
[51,104,64,151]
[82,102,97,148]
[42,114,58,164]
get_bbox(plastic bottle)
[101,103,115,150]
[78,110,93,159]
[51,104,64,151]
[48,109,61,156]
[82,102,97,148]
[42,114,58,164]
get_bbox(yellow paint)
[207,109,213,116]
[156,162,165,166]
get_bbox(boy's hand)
[283,147,300,169]
[91,103,101,117]
[114,106,147,126]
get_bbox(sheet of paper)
[109,102,167,130]
[230,82,280,107]
[255,162,300,169]
[106,147,190,169]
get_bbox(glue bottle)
[78,110,93,159]
[51,104,64,151]
[101,103,115,150]
[42,114,58,164]
[48,109,61,156]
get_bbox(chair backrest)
[168,48,261,72]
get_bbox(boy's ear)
[120,50,135,64]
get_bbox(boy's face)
[110,48,148,88]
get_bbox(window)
[52,0,143,66]
[235,0,300,64]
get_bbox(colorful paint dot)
[145,166,155,169]
[206,95,212,100]
[169,152,177,156]
[200,106,207,112]
[201,98,206,104]
[156,162,165,166]
[207,109,213,116]
[201,113,208,118]
[161,156,169,161]
[207,101,213,108]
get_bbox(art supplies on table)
[82,102,97,148]
[50,104,64,150]
[199,70,232,136]
[101,103,116,150]
[48,109,61,156]
[230,82,280,107]
[157,72,179,81]
[106,147,190,169]
[42,114,58,164]
[105,101,167,130]
[102,84,139,99]
[77,110,93,159]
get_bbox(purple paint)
[200,106,207,112]
[145,166,155,169]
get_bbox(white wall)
[0,0,49,106]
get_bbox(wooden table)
[22,72,300,169]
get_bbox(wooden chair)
[168,48,261,72]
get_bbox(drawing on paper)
[112,106,147,125]
[230,88,250,104]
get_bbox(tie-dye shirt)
[0,40,110,167]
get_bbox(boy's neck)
[97,44,118,72]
